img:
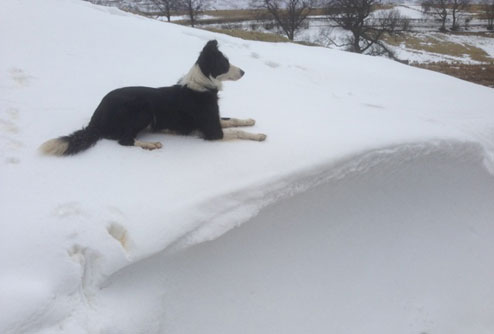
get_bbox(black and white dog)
[40,40,266,156]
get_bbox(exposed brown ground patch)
[412,62,494,88]
[384,32,493,63]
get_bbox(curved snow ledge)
[164,139,493,252]
[87,139,494,334]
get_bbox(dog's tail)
[40,126,101,156]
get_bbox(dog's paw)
[149,142,163,150]
[244,119,256,127]
[139,141,163,150]
[254,133,267,142]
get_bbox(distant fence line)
[201,16,493,33]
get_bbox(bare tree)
[250,0,315,41]
[483,0,494,30]
[178,0,210,27]
[151,0,179,22]
[450,0,471,31]
[422,0,449,31]
[324,0,408,58]
[422,0,471,31]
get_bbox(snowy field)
[201,5,494,64]
[223,19,494,64]
[298,11,494,64]
[1,0,494,333]
[210,0,251,9]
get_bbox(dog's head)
[179,40,245,92]
[197,40,245,82]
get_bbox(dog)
[40,40,266,156]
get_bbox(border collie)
[40,40,266,156]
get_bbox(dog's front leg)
[134,140,163,150]
[220,117,256,128]
[222,129,266,142]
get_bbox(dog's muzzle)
[218,65,245,81]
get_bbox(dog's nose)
[240,69,245,77]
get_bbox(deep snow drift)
[1,0,494,333]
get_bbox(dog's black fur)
[40,40,247,156]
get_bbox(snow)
[1,0,494,333]
[374,5,425,20]
[209,0,252,9]
[296,25,494,64]
[162,14,218,22]
[128,144,494,334]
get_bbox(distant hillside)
[84,0,252,11]
[83,0,430,12]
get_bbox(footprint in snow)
[265,60,280,68]
[0,107,22,164]
[52,202,86,219]
[4,157,20,164]
[1,107,21,135]
[106,206,132,252]
[6,107,19,120]
[0,118,19,134]
[107,222,131,252]
[292,65,307,71]
[9,68,34,87]
[250,52,281,69]
[67,244,104,300]
[362,103,385,110]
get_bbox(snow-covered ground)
[1,0,494,333]
[210,0,251,9]
[296,25,494,64]
[374,4,425,19]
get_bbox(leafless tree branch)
[324,0,408,58]
[250,0,315,40]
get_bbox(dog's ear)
[204,40,218,50]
